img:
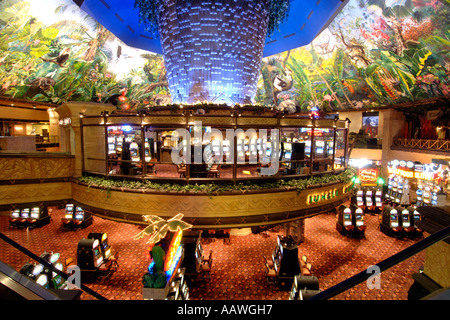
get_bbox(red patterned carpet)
[0,208,425,300]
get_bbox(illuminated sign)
[388,160,442,181]
[358,168,378,185]
[164,228,183,273]
[307,189,338,204]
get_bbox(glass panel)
[106,124,142,176]
[334,128,347,171]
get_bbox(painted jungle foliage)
[0,0,449,112]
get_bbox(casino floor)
[0,207,425,300]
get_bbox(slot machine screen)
[390,210,398,227]
[11,209,20,218]
[416,188,422,197]
[316,147,324,154]
[31,207,40,219]
[402,210,410,227]
[237,145,242,152]
[284,143,292,151]
[108,144,116,154]
[284,152,292,160]
[343,208,352,226]
[65,204,74,219]
[75,207,84,220]
[357,197,364,205]
[93,240,104,267]
[413,210,420,221]
[36,274,48,287]
[21,208,30,219]
[355,209,364,226]
[223,146,229,153]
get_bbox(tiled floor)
[0,208,425,300]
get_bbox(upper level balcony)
[391,138,450,155]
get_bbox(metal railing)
[392,138,450,152]
[309,225,450,300]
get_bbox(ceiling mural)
[0,0,448,112]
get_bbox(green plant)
[78,167,357,198]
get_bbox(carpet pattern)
[0,208,425,300]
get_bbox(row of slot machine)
[272,235,301,289]
[355,188,384,213]
[108,136,153,163]
[62,204,93,230]
[385,176,410,205]
[166,268,190,300]
[180,230,203,287]
[415,182,441,207]
[9,207,51,229]
[336,205,367,237]
[379,205,423,238]
[77,232,114,283]
[19,251,68,290]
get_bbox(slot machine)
[380,206,402,237]
[130,141,140,162]
[336,206,354,235]
[290,275,320,300]
[39,252,66,289]
[400,207,414,236]
[272,235,301,289]
[211,140,221,158]
[250,139,257,158]
[393,180,401,205]
[88,232,112,260]
[20,208,30,225]
[223,140,231,160]
[407,206,423,238]
[375,189,383,212]
[62,204,74,229]
[116,136,123,154]
[354,208,366,237]
[431,186,440,206]
[422,186,431,206]
[415,184,423,206]
[237,139,245,162]
[73,206,93,229]
[144,140,151,162]
[181,231,202,283]
[365,190,374,212]
[77,238,104,283]
[9,209,21,228]
[28,206,51,229]
[356,190,364,208]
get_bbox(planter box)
[142,284,170,300]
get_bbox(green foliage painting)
[0,0,449,112]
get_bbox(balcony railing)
[392,138,450,152]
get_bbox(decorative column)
[156,0,270,104]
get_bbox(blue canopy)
[75,0,349,57]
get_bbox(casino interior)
[0,0,449,301]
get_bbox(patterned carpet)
[0,207,425,300]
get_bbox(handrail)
[309,226,450,300]
[0,231,107,300]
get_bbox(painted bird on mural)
[133,213,193,244]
